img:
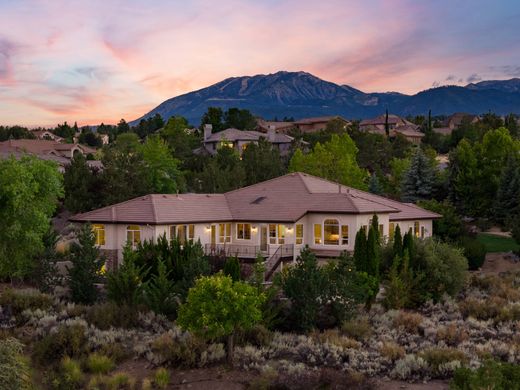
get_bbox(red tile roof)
[71,173,440,224]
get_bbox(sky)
[1,0,519,126]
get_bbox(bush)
[151,332,207,367]
[107,372,136,389]
[0,338,31,390]
[341,317,372,341]
[436,323,468,346]
[223,256,241,281]
[85,302,140,330]
[106,248,144,306]
[141,260,178,318]
[154,368,170,389]
[86,353,115,375]
[33,324,88,365]
[54,357,84,390]
[420,348,467,377]
[380,341,405,361]
[451,360,520,390]
[393,311,423,334]
[460,236,486,270]
[0,288,53,316]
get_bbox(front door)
[260,225,268,252]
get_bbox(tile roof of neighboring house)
[71,173,440,224]
[444,112,479,128]
[0,139,95,156]
[394,125,425,138]
[204,128,294,144]
[293,116,348,125]
[256,119,295,132]
[360,114,412,126]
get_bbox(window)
[126,225,140,248]
[237,223,251,240]
[341,225,349,245]
[170,224,195,244]
[389,223,395,240]
[219,141,234,149]
[314,224,322,244]
[421,226,425,239]
[379,224,384,237]
[296,224,303,245]
[219,223,231,243]
[324,219,339,245]
[414,221,420,238]
[269,224,286,244]
[93,224,105,246]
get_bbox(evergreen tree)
[67,224,104,304]
[384,109,389,137]
[366,225,380,280]
[368,172,383,195]
[393,224,403,258]
[494,155,520,225]
[354,227,368,273]
[223,256,241,281]
[401,148,435,202]
[64,154,100,213]
[402,230,416,270]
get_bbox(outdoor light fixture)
[205,225,211,232]
[251,226,258,233]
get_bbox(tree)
[241,138,284,185]
[448,139,480,215]
[418,199,465,242]
[196,147,245,193]
[384,109,389,137]
[67,224,105,304]
[223,256,241,281]
[64,154,101,212]
[106,246,144,306]
[401,148,436,202]
[387,157,411,198]
[141,260,178,318]
[177,274,265,365]
[289,134,368,189]
[31,228,63,293]
[160,116,198,161]
[117,119,130,134]
[0,156,63,280]
[140,136,185,194]
[223,108,257,130]
[494,155,520,226]
[392,224,403,258]
[200,107,224,132]
[368,172,383,194]
[354,227,368,273]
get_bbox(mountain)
[131,71,520,125]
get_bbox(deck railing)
[204,243,261,258]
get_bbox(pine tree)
[385,109,390,137]
[401,148,435,202]
[366,225,380,280]
[370,214,381,244]
[494,155,520,225]
[354,227,368,273]
[393,224,403,258]
[402,230,416,270]
[368,172,383,195]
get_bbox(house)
[194,124,297,156]
[70,172,440,279]
[256,119,296,134]
[359,114,424,144]
[293,116,350,133]
[31,129,63,142]
[0,139,99,172]
[433,113,480,136]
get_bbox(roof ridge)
[224,172,304,195]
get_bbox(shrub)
[86,353,115,375]
[312,328,361,349]
[54,357,84,390]
[236,324,273,348]
[106,249,144,306]
[140,260,178,318]
[151,332,206,367]
[153,368,170,389]
[223,256,241,281]
[436,323,468,346]
[33,324,88,365]
[85,302,140,330]
[341,317,372,341]
[459,297,504,321]
[0,288,53,316]
[380,341,405,361]
[0,338,31,390]
[460,236,486,270]
[141,378,152,390]
[108,372,136,389]
[420,348,467,376]
[393,311,423,334]
[451,360,520,390]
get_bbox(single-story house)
[293,116,350,133]
[433,113,480,136]
[194,124,297,157]
[70,172,440,279]
[31,129,64,142]
[359,114,425,144]
[256,119,296,134]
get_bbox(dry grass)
[393,311,424,334]
[341,317,372,341]
[379,341,405,361]
[311,329,361,349]
[436,323,468,346]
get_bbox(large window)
[268,224,286,244]
[93,224,105,246]
[324,219,340,245]
[296,224,303,245]
[219,223,231,243]
[126,225,141,248]
[170,224,195,244]
[414,221,420,238]
[314,224,322,244]
[341,225,349,245]
[237,223,251,240]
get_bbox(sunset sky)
[1,0,519,126]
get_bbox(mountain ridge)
[131,71,520,125]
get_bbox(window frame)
[389,223,395,240]
[414,221,420,238]
[236,223,251,240]
[268,224,286,244]
[92,224,105,246]
[324,218,340,246]
[219,223,231,243]
[341,225,349,245]
[314,224,322,244]
[126,225,141,248]
[296,224,303,245]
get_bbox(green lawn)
[476,233,520,253]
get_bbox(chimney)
[203,124,213,141]
[267,124,276,142]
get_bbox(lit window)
[170,224,194,244]
[324,219,339,245]
[237,223,251,240]
[296,224,303,245]
[126,225,140,248]
[219,141,234,149]
[269,224,277,244]
[414,221,420,238]
[278,225,285,244]
[188,224,195,240]
[219,223,231,243]
[314,224,322,244]
[389,223,395,240]
[341,225,349,245]
[93,224,105,246]
[269,224,286,244]
[379,224,384,237]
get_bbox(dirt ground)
[480,252,520,274]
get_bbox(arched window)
[92,224,105,246]
[126,225,141,248]
[324,219,339,245]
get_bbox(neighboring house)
[293,116,350,133]
[70,172,440,279]
[99,134,110,145]
[359,114,424,144]
[194,124,297,156]
[31,129,64,142]
[257,119,295,134]
[0,139,98,172]
[433,112,480,136]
